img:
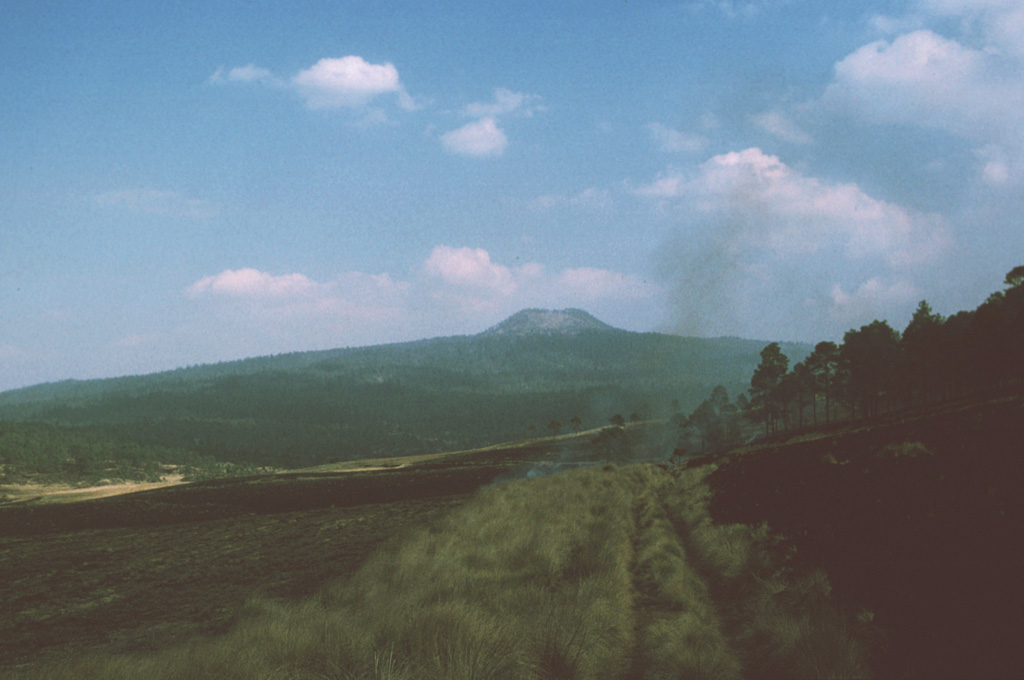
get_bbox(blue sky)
[3,0,1023,390]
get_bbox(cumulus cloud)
[464,88,544,118]
[639,148,951,338]
[94,189,216,219]
[292,56,413,109]
[211,55,415,112]
[423,246,517,294]
[648,122,709,152]
[638,147,951,268]
[821,30,1019,137]
[441,117,508,156]
[820,4,1024,183]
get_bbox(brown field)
[0,442,559,672]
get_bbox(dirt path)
[0,478,185,506]
[625,477,742,679]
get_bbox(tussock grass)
[630,478,742,680]
[14,464,873,679]
[663,465,873,678]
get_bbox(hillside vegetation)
[0,421,255,489]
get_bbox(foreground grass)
[14,465,872,679]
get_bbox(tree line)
[671,266,1023,452]
[747,266,1024,435]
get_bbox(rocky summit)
[479,308,619,336]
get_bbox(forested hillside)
[0,314,807,469]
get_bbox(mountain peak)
[480,308,618,336]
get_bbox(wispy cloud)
[463,88,544,118]
[531,187,613,212]
[750,110,812,145]
[647,122,709,152]
[209,64,280,86]
[685,0,765,20]
[94,189,217,219]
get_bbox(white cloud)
[441,117,508,157]
[188,269,319,298]
[421,246,656,318]
[464,88,544,118]
[186,250,656,343]
[292,56,407,109]
[750,110,813,145]
[94,189,216,219]
[642,148,952,339]
[639,147,951,268]
[423,246,517,294]
[821,11,1024,183]
[212,55,415,112]
[648,122,709,152]
[822,30,1018,137]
